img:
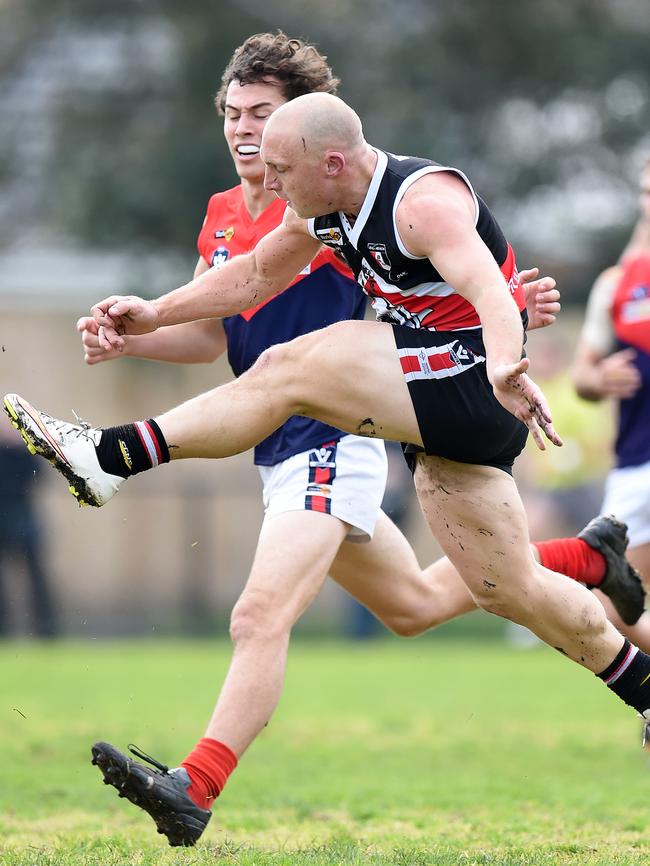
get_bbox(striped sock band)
[96,418,170,478]
[598,638,650,715]
[134,420,166,468]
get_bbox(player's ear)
[325,152,345,177]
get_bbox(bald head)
[261,92,375,219]
[264,92,364,155]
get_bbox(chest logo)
[214,226,235,241]
[367,243,391,272]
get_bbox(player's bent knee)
[382,613,430,638]
[246,343,304,407]
[471,584,534,622]
[229,589,291,645]
[249,343,293,380]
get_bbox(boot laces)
[128,743,170,774]
[45,409,96,443]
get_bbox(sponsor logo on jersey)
[118,439,132,470]
[306,483,332,495]
[367,243,391,272]
[212,247,230,267]
[316,227,343,246]
[214,226,235,241]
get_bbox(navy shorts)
[392,323,528,475]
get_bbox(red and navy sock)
[598,639,650,715]
[95,419,170,478]
[535,537,606,586]
[181,737,238,810]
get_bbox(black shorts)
[392,323,528,475]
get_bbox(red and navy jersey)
[308,149,525,332]
[197,185,365,466]
[611,254,650,468]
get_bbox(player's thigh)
[331,511,478,629]
[330,511,425,619]
[282,320,422,446]
[413,454,535,598]
[241,509,350,627]
[245,434,387,629]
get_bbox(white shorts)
[258,435,388,542]
[602,459,650,548]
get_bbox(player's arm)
[572,266,641,401]
[397,173,524,377]
[396,172,561,449]
[92,211,321,350]
[78,257,227,365]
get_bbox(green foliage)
[2,0,649,293]
[2,639,650,864]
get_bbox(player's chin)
[288,202,321,220]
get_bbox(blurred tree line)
[1,0,649,302]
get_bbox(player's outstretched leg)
[3,394,124,507]
[91,742,211,847]
[578,515,646,625]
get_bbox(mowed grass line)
[1,638,649,865]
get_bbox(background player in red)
[573,157,650,648]
[9,37,646,847]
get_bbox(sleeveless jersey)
[197,185,365,466]
[307,148,525,332]
[610,253,650,468]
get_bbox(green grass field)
[1,637,649,865]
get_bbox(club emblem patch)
[212,247,229,267]
[367,243,391,271]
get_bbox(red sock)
[181,737,238,810]
[534,537,606,586]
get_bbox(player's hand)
[596,348,641,399]
[520,267,560,331]
[90,295,160,351]
[76,316,126,365]
[492,357,563,451]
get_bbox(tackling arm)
[152,212,321,326]
[92,210,321,349]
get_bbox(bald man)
[6,93,650,845]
